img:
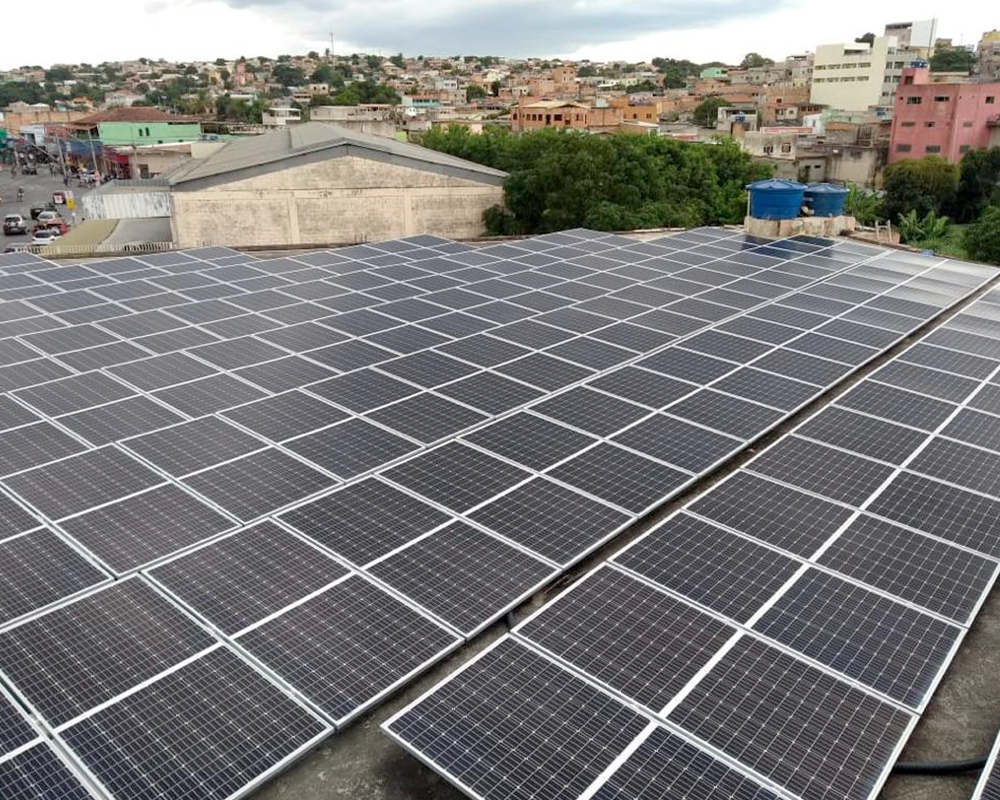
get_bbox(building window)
[553,114,562,121]
[904,75,914,85]
[925,145,942,153]
[960,145,971,154]
[780,143,792,154]
[934,95,950,102]
[896,144,912,152]
[906,96,921,104]
[988,96,996,104]
[901,121,916,127]
[924,121,936,128]
[962,121,974,127]
[763,145,774,154]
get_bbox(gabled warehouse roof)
[164,122,508,187]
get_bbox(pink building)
[889,66,1000,163]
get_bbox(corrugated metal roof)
[166,122,508,186]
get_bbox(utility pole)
[329,32,335,63]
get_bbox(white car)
[36,211,61,224]
[31,228,61,246]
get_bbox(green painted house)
[72,107,202,146]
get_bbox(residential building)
[311,105,398,138]
[161,122,506,247]
[262,107,303,127]
[700,67,729,80]
[716,106,759,135]
[889,65,1000,163]
[510,99,622,132]
[811,32,927,111]
[0,103,88,135]
[979,31,1000,82]
[70,107,203,146]
[884,19,938,56]
[608,96,667,123]
[760,85,823,125]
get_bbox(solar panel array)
[385,284,1000,800]
[0,227,995,800]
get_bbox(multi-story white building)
[810,32,927,112]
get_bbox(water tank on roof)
[746,179,806,220]
[804,183,849,217]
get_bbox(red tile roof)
[73,107,202,125]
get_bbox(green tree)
[307,51,319,59]
[365,55,382,70]
[44,65,73,82]
[930,46,975,73]
[214,58,227,66]
[964,207,1000,265]
[490,80,501,96]
[651,57,700,89]
[390,53,405,69]
[955,147,1000,222]
[272,64,305,87]
[882,156,959,221]
[466,84,488,102]
[693,97,727,128]
[416,126,768,234]
[740,53,774,69]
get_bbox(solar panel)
[60,647,329,800]
[384,638,650,800]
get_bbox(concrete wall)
[83,189,173,220]
[171,154,504,248]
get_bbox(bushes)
[417,126,770,234]
[882,156,958,222]
[964,207,1000,265]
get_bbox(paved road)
[0,165,92,227]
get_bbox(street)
[0,165,93,226]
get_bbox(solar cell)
[436,370,545,414]
[222,390,348,442]
[798,405,929,465]
[151,373,268,417]
[123,416,265,477]
[613,413,740,472]
[384,638,649,800]
[817,514,996,623]
[668,390,784,439]
[367,393,487,443]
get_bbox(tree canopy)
[272,64,305,87]
[416,126,770,235]
[965,207,1000,265]
[740,53,775,69]
[955,147,1000,223]
[930,46,976,73]
[693,97,728,128]
[651,57,700,89]
[882,156,959,222]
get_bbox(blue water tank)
[804,183,849,217]
[747,179,806,220]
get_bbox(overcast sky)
[0,1,991,71]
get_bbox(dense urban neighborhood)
[1,19,999,259]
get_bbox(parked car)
[29,203,57,220]
[3,215,27,236]
[33,220,70,236]
[30,228,61,246]
[35,210,61,224]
